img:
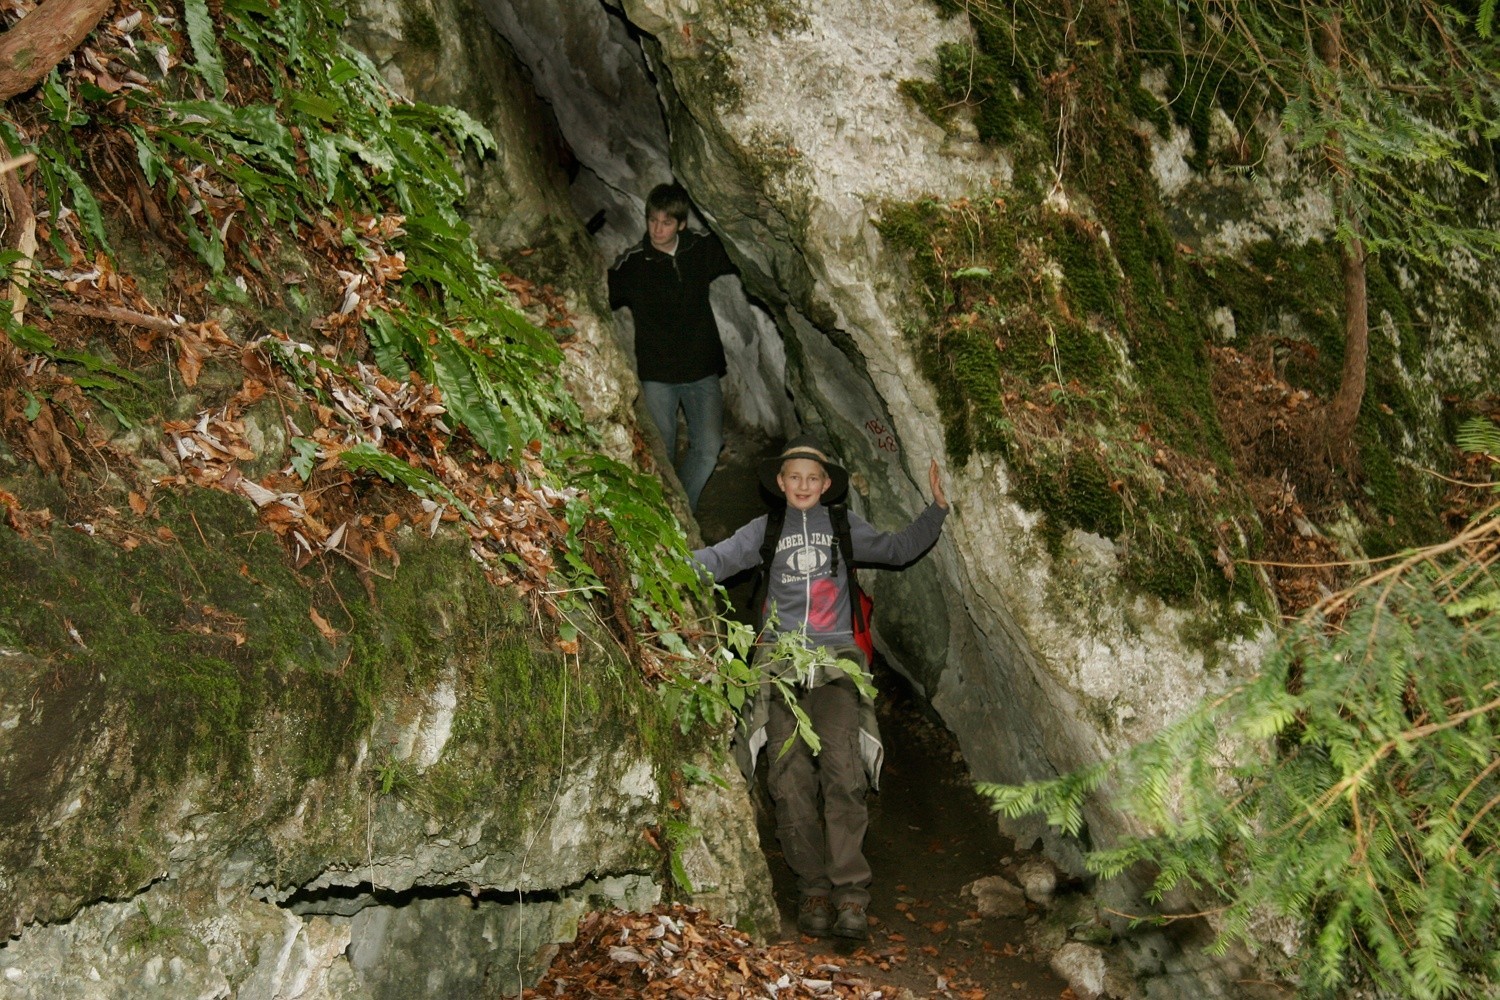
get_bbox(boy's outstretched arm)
[691,514,769,582]
[848,462,950,566]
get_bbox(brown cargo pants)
[765,671,871,907]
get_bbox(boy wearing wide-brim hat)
[693,434,948,941]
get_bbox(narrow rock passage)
[736,669,1071,999]
[523,426,1074,998]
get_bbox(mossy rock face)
[877,0,1493,618]
[0,474,757,940]
[1191,239,1452,553]
[875,175,1258,620]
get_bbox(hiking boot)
[833,900,869,940]
[797,895,832,937]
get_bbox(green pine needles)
[980,509,1500,997]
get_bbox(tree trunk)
[0,0,114,102]
[1324,233,1369,451]
[1315,10,1369,464]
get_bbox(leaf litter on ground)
[523,904,902,999]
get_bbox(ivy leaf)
[289,437,318,481]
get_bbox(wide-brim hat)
[758,434,849,504]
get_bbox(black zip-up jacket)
[607,229,735,384]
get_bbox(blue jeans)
[641,375,723,511]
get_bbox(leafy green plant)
[373,755,413,797]
[1457,417,1500,476]
[288,437,318,481]
[3,0,775,760]
[95,0,570,460]
[124,900,184,954]
[978,511,1500,998]
[339,442,474,522]
[660,604,876,760]
[0,266,146,421]
[114,0,699,683]
[662,817,700,894]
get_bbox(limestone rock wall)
[469,0,798,441]
[0,487,775,998]
[0,2,783,993]
[468,0,1500,878]
[488,0,1254,863]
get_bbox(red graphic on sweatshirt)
[807,578,840,631]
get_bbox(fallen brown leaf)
[175,335,204,386]
[309,607,339,642]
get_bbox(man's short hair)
[645,183,690,222]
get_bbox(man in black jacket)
[607,183,736,511]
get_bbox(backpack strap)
[826,503,868,637]
[750,502,788,635]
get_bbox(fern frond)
[340,443,474,523]
[1456,417,1500,466]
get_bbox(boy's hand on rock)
[929,459,948,509]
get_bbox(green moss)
[1356,421,1443,556]
[0,488,431,781]
[1014,448,1125,548]
[124,901,189,954]
[737,126,808,198]
[383,582,675,834]
[1129,84,1174,137]
[874,199,950,294]
[876,3,1285,620]
[898,78,954,127]
[1123,3,1272,170]
[1195,235,1445,552]
[717,0,809,33]
[58,838,159,906]
[23,535,316,780]
[904,37,1044,146]
[1,464,695,912]
[1049,213,1122,324]
[399,0,442,53]
[690,48,743,113]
